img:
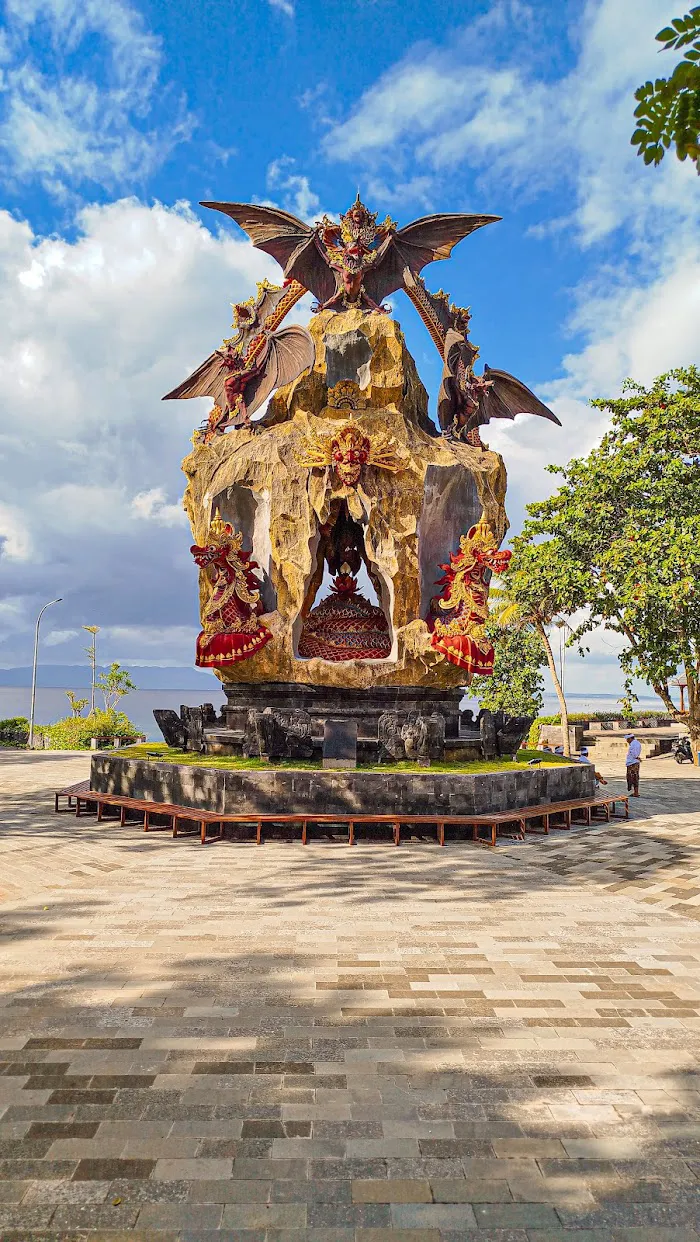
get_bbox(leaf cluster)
[632,9,700,170]
[40,709,142,750]
[0,716,29,747]
[96,662,137,711]
[518,367,700,702]
[470,621,546,717]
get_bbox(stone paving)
[2,750,700,1241]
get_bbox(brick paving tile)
[4,752,700,1238]
[352,1178,432,1202]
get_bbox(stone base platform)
[90,753,594,819]
[221,682,465,739]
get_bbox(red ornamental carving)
[191,513,272,668]
[428,519,511,675]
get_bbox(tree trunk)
[536,620,571,758]
[651,679,678,716]
[685,665,700,765]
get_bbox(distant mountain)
[0,665,217,690]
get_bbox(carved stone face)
[331,429,370,486]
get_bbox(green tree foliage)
[96,662,136,712]
[65,691,88,718]
[632,9,700,171]
[518,366,700,756]
[471,621,546,718]
[487,543,577,755]
[0,717,29,747]
[42,710,142,750]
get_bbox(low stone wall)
[538,725,585,752]
[91,755,595,817]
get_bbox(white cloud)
[487,237,700,511]
[483,235,700,700]
[268,0,295,15]
[131,488,187,527]
[265,157,322,223]
[0,597,27,642]
[102,624,199,657]
[0,0,193,196]
[0,197,275,669]
[322,0,699,247]
[0,501,32,560]
[44,628,79,646]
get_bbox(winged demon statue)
[162,279,315,440]
[196,195,560,444]
[402,270,561,445]
[200,194,501,313]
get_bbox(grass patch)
[114,742,575,775]
[517,748,575,766]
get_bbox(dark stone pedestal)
[323,719,357,769]
[222,682,464,740]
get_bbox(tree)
[65,691,88,718]
[487,542,579,755]
[470,620,546,718]
[96,662,136,712]
[518,366,700,759]
[632,9,700,173]
[82,625,100,714]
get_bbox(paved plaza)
[2,752,700,1241]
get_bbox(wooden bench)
[59,789,628,848]
[54,780,92,812]
[73,790,230,844]
[70,793,450,845]
[465,793,630,847]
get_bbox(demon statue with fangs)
[159,190,561,737]
[428,519,512,675]
[190,511,272,668]
[401,270,561,446]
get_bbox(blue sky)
[0,0,698,700]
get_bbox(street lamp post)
[28,598,62,750]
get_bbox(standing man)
[625,733,642,796]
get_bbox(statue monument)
[159,195,559,757]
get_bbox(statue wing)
[480,366,561,425]
[363,213,501,304]
[162,351,228,407]
[244,326,316,416]
[200,201,337,302]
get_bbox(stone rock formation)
[183,308,507,693]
